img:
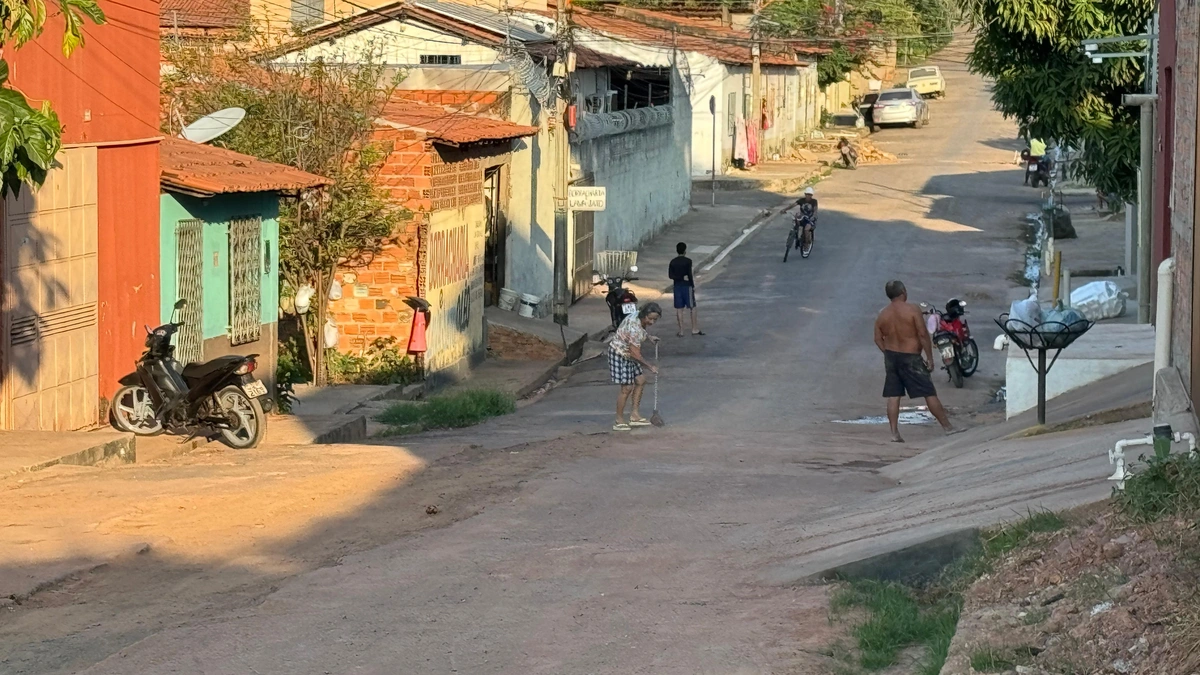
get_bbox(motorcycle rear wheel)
[958,339,979,377]
[215,385,266,449]
[111,385,165,436]
[948,362,964,388]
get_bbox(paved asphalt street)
[59,41,1048,675]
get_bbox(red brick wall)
[327,127,491,356]
[1170,0,1199,393]
[393,90,509,117]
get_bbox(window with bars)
[229,216,263,346]
[291,0,322,25]
[175,220,204,365]
[420,55,462,65]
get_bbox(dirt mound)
[943,508,1200,674]
[487,324,564,361]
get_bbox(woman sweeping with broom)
[609,303,663,431]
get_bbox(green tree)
[163,39,406,382]
[1,0,106,197]
[962,0,1152,201]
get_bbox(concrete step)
[0,429,134,478]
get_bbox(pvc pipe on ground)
[1154,258,1175,393]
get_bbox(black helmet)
[945,298,965,317]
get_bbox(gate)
[175,219,204,365]
[572,210,595,302]
[2,147,99,431]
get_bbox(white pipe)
[1178,431,1197,455]
[1154,257,1176,393]
[1109,436,1153,485]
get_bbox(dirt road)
[2,39,1045,675]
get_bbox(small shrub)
[1116,446,1200,522]
[377,389,515,434]
[327,337,420,386]
[275,333,312,414]
[983,509,1067,558]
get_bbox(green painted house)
[159,138,330,388]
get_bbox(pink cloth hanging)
[746,123,759,166]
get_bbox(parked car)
[827,108,865,129]
[905,66,946,98]
[871,88,931,129]
[857,92,879,129]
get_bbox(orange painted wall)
[9,0,162,401]
[97,143,160,399]
[8,0,162,144]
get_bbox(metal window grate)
[229,216,263,346]
[175,219,204,365]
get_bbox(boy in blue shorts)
[668,242,704,337]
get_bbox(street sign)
[568,186,606,211]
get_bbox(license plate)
[243,379,268,398]
[622,302,637,315]
[940,346,956,361]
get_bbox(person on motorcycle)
[837,138,857,168]
[792,187,818,249]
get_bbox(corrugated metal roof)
[160,0,247,29]
[160,137,332,198]
[412,0,552,44]
[378,96,538,146]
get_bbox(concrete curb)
[806,528,983,585]
[312,415,368,444]
[8,433,136,477]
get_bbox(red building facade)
[2,1,161,429]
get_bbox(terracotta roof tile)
[160,137,332,197]
[565,7,801,67]
[160,0,248,29]
[378,97,538,146]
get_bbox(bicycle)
[784,215,815,262]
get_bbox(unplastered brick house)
[326,96,536,384]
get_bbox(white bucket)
[518,293,541,318]
[498,288,519,312]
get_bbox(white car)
[905,66,946,98]
[871,88,931,129]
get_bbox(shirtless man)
[873,280,959,442]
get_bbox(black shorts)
[883,350,937,399]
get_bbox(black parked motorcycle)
[110,300,271,449]
[595,266,639,329]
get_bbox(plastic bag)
[1006,295,1042,331]
[294,284,315,314]
[328,280,343,301]
[1040,307,1088,349]
[1070,280,1126,321]
[323,319,339,349]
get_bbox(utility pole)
[750,0,761,158]
[1082,22,1157,323]
[552,0,572,326]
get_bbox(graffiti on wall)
[426,219,485,373]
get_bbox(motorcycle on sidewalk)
[595,266,639,329]
[922,298,979,389]
[109,299,272,448]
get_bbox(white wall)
[504,87,557,309]
[275,19,501,65]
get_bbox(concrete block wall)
[1170,0,1198,393]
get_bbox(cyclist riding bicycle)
[791,187,818,249]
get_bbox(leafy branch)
[0,0,106,197]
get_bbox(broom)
[650,341,664,427]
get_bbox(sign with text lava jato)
[568,186,606,211]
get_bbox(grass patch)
[376,389,515,434]
[969,646,1038,672]
[830,580,961,674]
[983,509,1067,558]
[1116,443,1200,522]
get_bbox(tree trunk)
[315,268,328,386]
[298,312,316,381]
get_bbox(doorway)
[483,166,506,306]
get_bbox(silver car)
[871,88,931,129]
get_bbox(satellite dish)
[180,107,246,143]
